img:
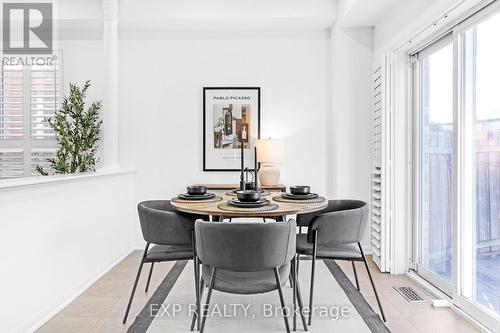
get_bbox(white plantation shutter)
[0,57,60,178]
[30,148,56,175]
[0,66,24,177]
[0,67,23,140]
[31,66,59,140]
[0,149,24,178]
[371,57,391,272]
[29,64,59,175]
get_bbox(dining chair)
[296,200,386,325]
[193,219,308,333]
[296,205,330,234]
[122,200,207,325]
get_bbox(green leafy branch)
[37,80,103,175]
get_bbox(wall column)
[102,0,119,167]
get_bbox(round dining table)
[171,192,328,219]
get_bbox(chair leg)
[291,255,308,331]
[190,276,205,331]
[351,261,360,291]
[274,267,291,333]
[294,271,308,331]
[123,243,149,324]
[191,231,200,331]
[145,262,154,293]
[291,257,297,331]
[200,268,216,333]
[296,254,300,275]
[308,230,318,326]
[358,243,386,322]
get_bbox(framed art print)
[203,87,261,171]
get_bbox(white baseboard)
[26,247,136,333]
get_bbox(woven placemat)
[217,202,279,212]
[225,190,271,197]
[272,195,326,204]
[171,196,223,204]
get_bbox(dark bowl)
[186,185,208,195]
[236,190,261,202]
[290,186,311,195]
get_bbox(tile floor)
[36,251,482,333]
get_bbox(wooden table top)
[171,192,328,217]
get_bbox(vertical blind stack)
[371,61,390,272]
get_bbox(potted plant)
[37,80,103,175]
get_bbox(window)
[461,10,500,317]
[412,2,500,330]
[415,35,454,293]
[0,58,61,178]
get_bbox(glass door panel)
[416,37,454,291]
[462,10,500,317]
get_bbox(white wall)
[331,26,374,247]
[117,2,334,228]
[0,173,136,333]
[119,35,331,245]
[59,40,104,113]
[116,1,379,248]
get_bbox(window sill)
[0,166,135,190]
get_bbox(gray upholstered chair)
[122,200,207,325]
[296,204,331,234]
[296,200,385,325]
[193,219,307,333]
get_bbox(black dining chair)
[296,200,386,325]
[193,219,308,333]
[122,200,207,326]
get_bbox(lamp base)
[258,164,280,186]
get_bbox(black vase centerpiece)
[239,139,260,192]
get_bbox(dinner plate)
[228,198,270,208]
[178,193,215,200]
[281,193,319,200]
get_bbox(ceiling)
[336,0,401,27]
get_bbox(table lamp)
[256,138,284,186]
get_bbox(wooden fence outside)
[423,119,500,272]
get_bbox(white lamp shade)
[256,139,284,163]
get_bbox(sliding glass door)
[415,35,454,294]
[413,2,500,330]
[459,5,500,321]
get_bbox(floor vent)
[394,286,426,303]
